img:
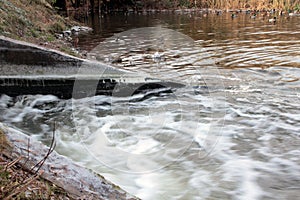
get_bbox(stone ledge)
[0,36,184,99]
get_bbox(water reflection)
[78,12,300,76]
[79,12,300,50]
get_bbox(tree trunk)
[90,0,95,12]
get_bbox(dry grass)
[0,127,72,200]
[132,0,300,10]
[193,0,300,10]
[0,155,71,200]
[0,0,80,54]
[61,0,300,10]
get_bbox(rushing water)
[1,12,300,199]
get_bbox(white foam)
[222,158,265,200]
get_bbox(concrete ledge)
[0,36,184,99]
[0,36,82,67]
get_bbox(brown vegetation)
[0,156,71,200]
[56,0,300,11]
[0,0,80,54]
[197,0,300,10]
[0,127,72,200]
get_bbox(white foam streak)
[222,158,264,200]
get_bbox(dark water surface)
[1,12,300,199]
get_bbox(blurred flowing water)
[1,12,300,199]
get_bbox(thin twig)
[3,173,41,200]
[2,122,57,199]
[30,122,56,174]
[24,138,30,166]
[4,156,23,171]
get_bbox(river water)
[1,12,300,199]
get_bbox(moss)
[295,4,300,12]
[48,182,68,196]
[0,0,85,59]
[46,0,57,5]
[10,15,25,26]
[0,167,10,181]
[46,34,55,42]
[30,29,40,37]
[48,21,65,33]
[59,46,77,56]
[0,128,10,151]
[178,0,192,8]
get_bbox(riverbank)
[0,1,137,199]
[0,1,79,199]
[1,0,299,60]
[85,0,300,13]
[0,0,85,57]
[0,1,297,199]
[0,123,139,199]
[158,0,300,10]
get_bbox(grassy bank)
[1,0,299,53]
[0,2,83,198]
[0,0,80,55]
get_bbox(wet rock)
[61,26,92,40]
[55,33,64,39]
[152,52,165,62]
[62,30,71,37]
[70,26,81,32]
[71,26,93,33]
[111,57,122,64]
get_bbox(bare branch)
[31,122,56,175]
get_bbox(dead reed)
[193,0,300,10]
